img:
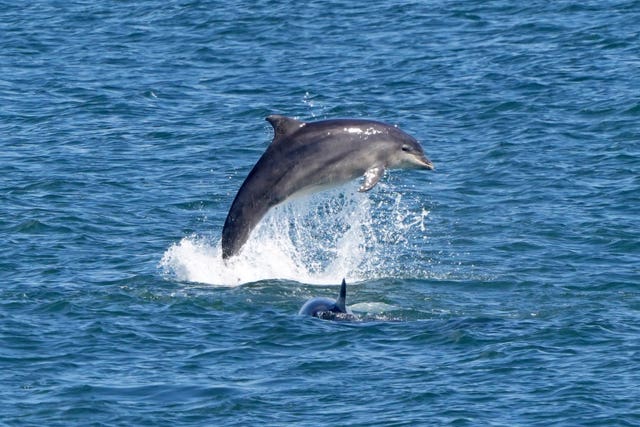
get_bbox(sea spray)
[160,182,430,286]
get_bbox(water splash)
[160,182,430,287]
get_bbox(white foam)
[159,182,430,287]
[350,302,399,313]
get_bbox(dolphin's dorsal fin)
[335,278,347,313]
[266,115,305,144]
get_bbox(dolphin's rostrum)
[221,115,434,259]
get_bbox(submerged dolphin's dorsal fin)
[266,115,305,144]
[335,278,347,313]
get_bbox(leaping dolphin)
[221,115,434,259]
[299,278,354,320]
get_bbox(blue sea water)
[2,0,640,425]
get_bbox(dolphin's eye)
[401,145,411,152]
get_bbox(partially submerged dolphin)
[222,115,434,259]
[299,278,354,320]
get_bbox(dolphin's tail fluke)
[336,278,347,313]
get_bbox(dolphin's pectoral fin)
[359,166,384,192]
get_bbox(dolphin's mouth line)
[410,156,434,170]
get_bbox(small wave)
[160,182,431,287]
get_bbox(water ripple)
[3,0,640,425]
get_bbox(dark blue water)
[2,1,640,425]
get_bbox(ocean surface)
[2,0,639,425]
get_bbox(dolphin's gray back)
[221,125,312,259]
[222,119,370,258]
[298,279,350,318]
[298,297,339,316]
[220,144,289,259]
